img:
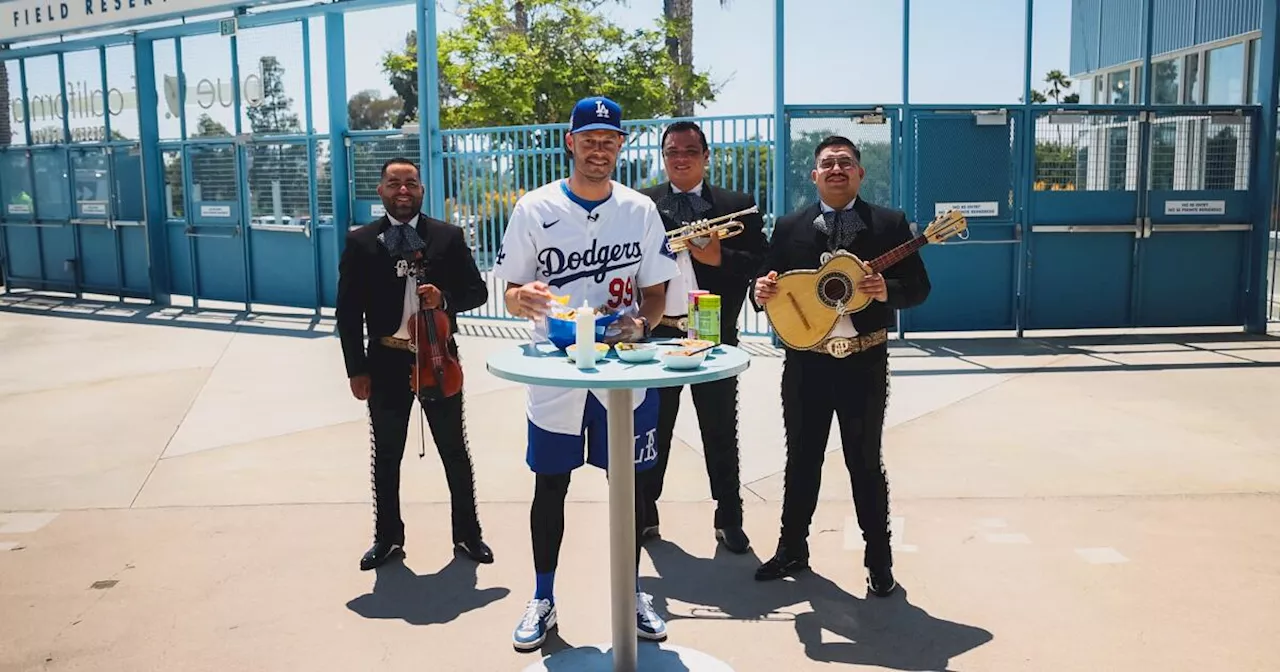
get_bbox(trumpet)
[665,205,758,253]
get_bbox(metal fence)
[343,104,1280,335]
[349,114,779,333]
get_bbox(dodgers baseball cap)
[570,96,628,135]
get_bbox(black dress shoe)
[754,548,809,581]
[715,527,751,554]
[455,538,494,564]
[360,542,403,571]
[867,566,897,597]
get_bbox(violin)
[404,252,464,401]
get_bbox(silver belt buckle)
[824,337,854,358]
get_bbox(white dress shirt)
[662,181,703,317]
[819,198,859,338]
[390,214,420,340]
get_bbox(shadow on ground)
[345,555,510,626]
[640,539,994,671]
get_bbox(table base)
[520,643,735,672]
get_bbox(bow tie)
[378,223,426,258]
[656,190,713,226]
[813,207,866,250]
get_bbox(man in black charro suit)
[752,136,931,597]
[638,121,769,554]
[336,157,494,571]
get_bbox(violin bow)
[407,251,430,460]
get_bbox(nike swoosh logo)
[541,220,559,229]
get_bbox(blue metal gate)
[1,143,150,299]
[1025,107,1257,328]
[162,142,249,306]
[902,107,1023,332]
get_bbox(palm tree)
[1044,69,1071,104]
[664,0,730,117]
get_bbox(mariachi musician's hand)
[349,374,371,401]
[687,233,723,267]
[857,272,888,302]
[417,283,443,309]
[754,271,779,305]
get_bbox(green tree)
[348,89,403,131]
[245,56,300,135]
[382,0,718,129]
[786,130,893,214]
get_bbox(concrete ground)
[1,290,1278,672]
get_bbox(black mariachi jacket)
[335,214,488,378]
[638,181,769,346]
[753,197,931,337]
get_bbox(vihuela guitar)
[765,209,968,350]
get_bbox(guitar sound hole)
[818,273,852,308]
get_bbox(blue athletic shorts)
[526,389,660,475]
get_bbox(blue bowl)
[547,312,621,350]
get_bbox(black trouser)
[643,326,744,530]
[778,343,892,568]
[367,344,481,546]
[531,471,647,574]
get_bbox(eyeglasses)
[817,157,858,171]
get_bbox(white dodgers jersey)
[493,179,679,435]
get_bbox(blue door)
[0,151,42,288]
[1024,108,1256,329]
[68,145,151,299]
[177,142,249,306]
[1024,110,1144,329]
[1,148,81,293]
[1135,110,1254,326]
[244,140,322,309]
[901,108,1023,332]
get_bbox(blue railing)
[420,114,778,333]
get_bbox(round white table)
[486,339,749,672]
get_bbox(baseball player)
[494,96,679,651]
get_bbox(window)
[1184,53,1201,104]
[1248,38,1261,104]
[1108,69,1131,104]
[1152,58,1180,104]
[1205,42,1245,104]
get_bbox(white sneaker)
[512,598,557,651]
[636,592,667,640]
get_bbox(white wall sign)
[1,0,293,43]
[200,204,232,218]
[1164,200,1226,215]
[935,201,999,217]
[80,202,108,216]
[6,203,31,215]
[370,204,386,217]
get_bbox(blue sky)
[13,0,1076,140]
[345,0,1074,115]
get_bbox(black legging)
[531,470,647,574]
